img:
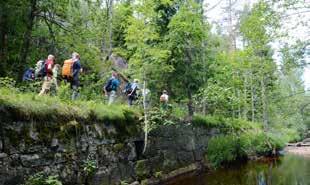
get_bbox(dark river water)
[166,154,310,185]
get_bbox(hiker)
[71,52,82,100]
[51,64,61,94]
[160,90,169,110]
[22,68,34,81]
[104,71,120,105]
[35,60,45,79]
[127,79,139,106]
[38,54,55,96]
[62,52,82,100]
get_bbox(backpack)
[23,68,34,81]
[104,78,113,92]
[124,82,132,95]
[37,60,47,77]
[62,59,74,78]
[45,60,53,73]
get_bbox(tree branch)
[37,12,72,33]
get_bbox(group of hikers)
[23,52,170,108]
[23,52,81,100]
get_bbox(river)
[166,154,310,185]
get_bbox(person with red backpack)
[39,54,55,96]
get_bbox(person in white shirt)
[160,90,169,110]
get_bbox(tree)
[166,0,208,118]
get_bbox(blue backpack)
[22,68,34,81]
[104,78,120,92]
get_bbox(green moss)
[154,171,163,179]
[113,143,125,152]
[5,128,19,146]
[0,88,141,125]
[135,160,151,180]
[0,88,141,140]
[141,179,148,185]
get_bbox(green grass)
[0,88,141,124]
[193,114,296,167]
[192,114,262,133]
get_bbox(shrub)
[206,135,241,167]
[206,130,288,167]
[25,172,62,185]
[192,114,260,133]
[0,77,16,89]
[83,159,97,177]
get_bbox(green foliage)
[207,135,241,167]
[18,80,43,94]
[25,172,62,185]
[83,159,97,177]
[57,83,72,101]
[146,108,176,132]
[192,114,260,133]
[0,77,16,89]
[206,131,286,168]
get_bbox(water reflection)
[166,154,310,185]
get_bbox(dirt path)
[285,146,310,157]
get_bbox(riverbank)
[285,146,310,156]
[0,88,299,185]
[285,138,310,157]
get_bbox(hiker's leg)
[108,91,116,105]
[39,79,50,96]
[71,85,78,100]
[71,80,79,100]
[128,96,133,106]
[39,87,45,96]
[45,80,52,95]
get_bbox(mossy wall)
[0,111,219,185]
[0,89,222,185]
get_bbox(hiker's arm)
[73,62,81,76]
[128,86,137,96]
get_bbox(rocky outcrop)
[0,117,217,185]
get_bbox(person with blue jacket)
[104,71,120,105]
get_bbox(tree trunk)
[108,0,113,58]
[102,0,113,61]
[243,72,248,119]
[187,89,194,120]
[237,89,241,119]
[19,0,37,79]
[227,0,236,52]
[0,1,8,70]
[261,76,268,128]
[44,13,56,54]
[142,78,148,154]
[250,71,255,122]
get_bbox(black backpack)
[104,78,113,92]
[124,82,132,95]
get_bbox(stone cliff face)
[0,113,217,185]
